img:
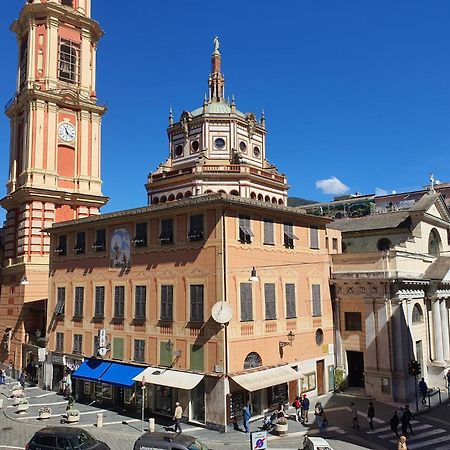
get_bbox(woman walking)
[367,401,375,430]
[397,435,407,450]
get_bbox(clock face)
[58,122,76,143]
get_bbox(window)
[135,285,146,319]
[243,352,262,369]
[301,372,316,392]
[190,285,204,322]
[315,328,324,345]
[312,284,321,317]
[310,227,319,249]
[160,341,172,367]
[73,334,82,354]
[188,214,204,241]
[58,38,79,83]
[94,286,105,317]
[19,37,28,90]
[74,232,85,254]
[114,286,125,318]
[160,285,173,320]
[134,339,145,362]
[61,0,74,6]
[412,304,424,324]
[345,312,362,331]
[381,378,390,393]
[56,332,64,352]
[284,222,298,248]
[240,283,253,321]
[93,229,106,251]
[56,235,67,256]
[428,229,441,256]
[74,287,84,317]
[93,335,99,356]
[332,238,338,251]
[377,238,391,251]
[190,344,204,371]
[264,283,276,320]
[55,287,65,315]
[159,218,173,244]
[285,284,296,318]
[263,219,274,245]
[133,222,147,247]
[112,337,124,360]
[239,215,253,243]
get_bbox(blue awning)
[72,359,111,382]
[100,363,143,388]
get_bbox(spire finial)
[168,107,173,126]
[429,173,436,192]
[213,36,220,55]
[209,37,225,101]
[261,109,266,127]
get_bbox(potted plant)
[12,391,26,405]
[66,408,80,423]
[11,384,24,398]
[16,398,29,414]
[38,406,52,419]
[275,416,288,435]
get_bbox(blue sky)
[1,1,450,218]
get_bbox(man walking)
[173,401,183,434]
[350,402,360,430]
[302,394,310,424]
[390,411,399,438]
[404,404,414,434]
[418,378,428,405]
[367,401,375,430]
[242,405,251,433]
[293,396,301,422]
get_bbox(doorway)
[347,351,364,387]
[316,360,325,395]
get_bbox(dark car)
[25,426,111,450]
[133,431,211,450]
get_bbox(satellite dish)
[211,301,233,324]
[97,347,107,357]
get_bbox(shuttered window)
[239,215,253,243]
[93,336,99,356]
[74,287,84,316]
[160,285,174,320]
[56,235,67,256]
[55,287,65,315]
[94,286,105,317]
[263,219,274,245]
[73,334,82,354]
[190,344,204,371]
[240,283,253,321]
[312,284,321,317]
[310,227,319,249]
[159,219,173,244]
[112,337,124,360]
[134,339,145,362]
[74,231,85,254]
[135,286,146,319]
[134,222,147,247]
[114,286,125,318]
[190,285,204,322]
[160,341,172,367]
[188,214,204,241]
[284,222,298,249]
[264,283,276,320]
[56,332,64,352]
[285,283,296,318]
[93,229,106,251]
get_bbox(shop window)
[56,234,67,256]
[83,382,90,395]
[190,344,204,371]
[264,283,276,320]
[412,304,424,324]
[160,285,173,320]
[301,372,316,392]
[94,286,105,318]
[270,384,288,407]
[74,231,85,254]
[73,286,84,317]
[312,284,321,317]
[310,227,319,249]
[114,286,125,319]
[134,339,145,362]
[345,312,362,331]
[263,219,274,245]
[112,337,124,360]
[155,385,172,415]
[135,285,146,320]
[240,283,253,321]
[55,287,65,316]
[160,341,172,367]
[102,384,112,399]
[55,332,64,352]
[239,215,253,243]
[159,218,173,244]
[285,283,296,318]
[73,334,82,354]
[188,214,204,241]
[133,222,147,247]
[189,284,204,322]
[284,222,298,249]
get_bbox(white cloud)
[375,187,388,196]
[315,177,350,195]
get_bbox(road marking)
[34,392,57,398]
[0,446,23,449]
[408,435,450,450]
[378,424,432,439]
[342,406,384,423]
[7,400,66,408]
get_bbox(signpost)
[141,376,146,432]
[250,430,268,450]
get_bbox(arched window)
[185,191,192,197]
[230,190,239,196]
[244,352,262,370]
[278,199,284,205]
[257,194,263,201]
[168,194,175,202]
[271,197,277,203]
[428,229,441,256]
[176,192,183,200]
[250,192,256,200]
[160,196,167,203]
[412,303,424,324]
[264,195,270,203]
[152,197,159,205]
[377,238,391,251]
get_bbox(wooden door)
[316,359,325,395]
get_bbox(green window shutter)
[112,337,124,360]
[190,344,204,371]
[160,341,172,367]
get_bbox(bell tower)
[0,0,107,368]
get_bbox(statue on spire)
[213,36,220,54]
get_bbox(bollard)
[96,412,103,428]
[148,417,155,432]
[0,399,3,409]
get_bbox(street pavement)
[1,377,450,450]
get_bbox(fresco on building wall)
[110,228,131,269]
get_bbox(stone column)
[440,299,450,361]
[433,299,444,362]
[333,297,343,367]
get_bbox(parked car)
[25,426,111,450]
[133,432,211,450]
[302,435,334,450]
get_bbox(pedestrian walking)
[292,396,301,422]
[242,405,251,433]
[367,401,375,430]
[418,377,428,405]
[400,410,409,437]
[301,394,310,424]
[350,402,360,430]
[446,370,450,391]
[390,411,399,438]
[397,435,407,450]
[173,401,183,434]
[18,370,25,388]
[404,405,414,434]
[0,368,6,385]
[314,401,325,431]
[8,360,13,379]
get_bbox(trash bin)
[96,412,103,428]
[148,417,155,432]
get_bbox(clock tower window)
[19,37,28,91]
[61,0,74,6]
[58,38,80,84]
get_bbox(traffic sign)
[250,430,267,449]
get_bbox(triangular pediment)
[409,192,450,224]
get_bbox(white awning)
[230,365,301,392]
[133,367,204,390]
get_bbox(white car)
[302,435,334,450]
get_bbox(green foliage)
[287,197,317,207]
[334,368,345,390]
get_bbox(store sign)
[52,355,66,365]
[38,348,47,362]
[250,431,267,449]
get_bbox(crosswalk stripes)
[367,419,450,450]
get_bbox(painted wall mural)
[110,228,131,268]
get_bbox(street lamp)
[279,331,296,350]
[249,267,259,283]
